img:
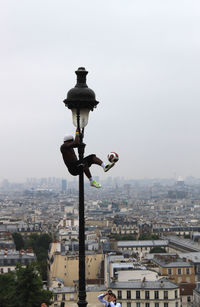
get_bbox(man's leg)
[83,164,101,188]
[92,156,115,173]
[83,165,92,179]
[92,156,103,166]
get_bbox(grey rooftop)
[118,240,169,247]
[110,279,179,289]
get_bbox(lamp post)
[63,67,99,307]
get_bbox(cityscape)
[1,176,200,306]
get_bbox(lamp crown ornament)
[63,67,99,111]
[63,67,99,129]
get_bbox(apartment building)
[193,283,200,307]
[49,279,180,307]
[48,242,104,286]
[179,283,196,307]
[111,224,139,237]
[152,255,195,284]
[0,250,36,273]
[117,240,169,255]
[111,279,180,307]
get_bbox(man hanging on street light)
[60,129,116,188]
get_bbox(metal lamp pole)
[63,68,99,307]
[76,109,87,307]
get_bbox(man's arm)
[61,134,80,150]
[98,293,108,304]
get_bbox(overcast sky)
[0,0,200,182]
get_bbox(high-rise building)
[61,179,67,193]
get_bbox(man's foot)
[90,180,101,188]
[104,162,115,172]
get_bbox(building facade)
[50,279,180,307]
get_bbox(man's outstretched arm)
[98,293,108,304]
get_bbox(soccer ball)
[107,152,119,163]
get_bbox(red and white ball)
[107,152,119,163]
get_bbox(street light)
[63,67,99,307]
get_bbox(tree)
[149,247,166,253]
[139,234,159,240]
[25,233,52,280]
[12,233,24,251]
[110,234,137,240]
[14,263,52,307]
[0,263,52,307]
[0,271,16,307]
[25,234,52,254]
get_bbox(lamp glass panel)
[72,108,90,128]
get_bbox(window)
[62,294,65,300]
[168,268,172,275]
[145,291,150,299]
[164,291,168,299]
[70,294,74,300]
[127,291,131,299]
[54,294,57,301]
[187,296,191,302]
[178,268,181,275]
[175,302,178,307]
[1,268,3,273]
[155,303,159,307]
[164,303,168,307]
[154,291,159,299]
[118,291,122,299]
[175,290,177,299]
[145,303,150,307]
[186,268,190,274]
[127,303,131,307]
[136,291,140,299]
[136,303,140,307]
[11,259,15,265]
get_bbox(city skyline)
[1,0,200,181]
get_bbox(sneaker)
[104,162,115,172]
[90,180,101,188]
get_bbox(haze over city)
[1,0,200,182]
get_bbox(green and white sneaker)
[104,162,115,172]
[90,180,101,188]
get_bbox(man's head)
[110,293,116,302]
[41,303,47,307]
[63,135,74,142]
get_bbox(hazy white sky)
[0,0,200,182]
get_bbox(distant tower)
[176,176,184,187]
[61,179,67,193]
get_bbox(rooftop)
[110,278,179,289]
[118,240,168,247]
[153,255,192,268]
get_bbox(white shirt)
[98,294,121,307]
